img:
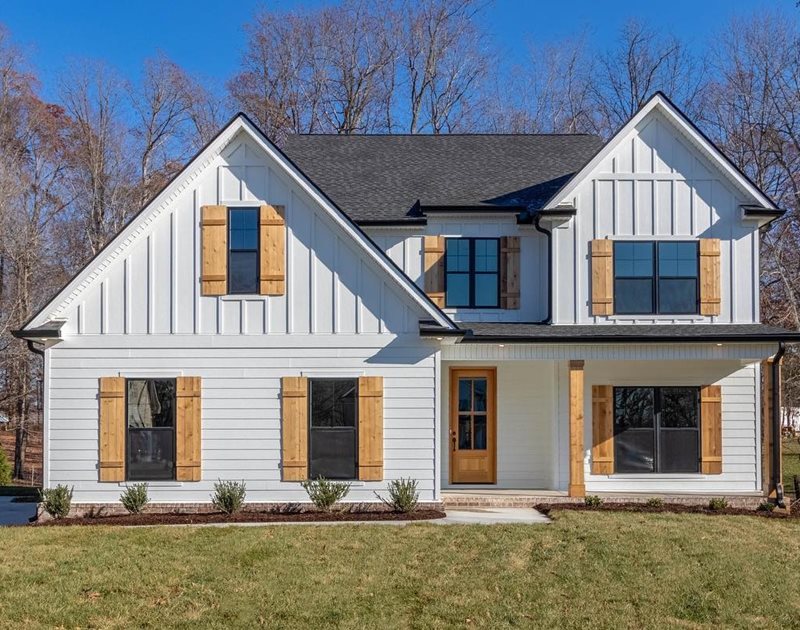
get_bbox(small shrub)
[645,497,664,508]
[375,478,419,513]
[211,480,247,514]
[757,500,776,513]
[0,449,12,486]
[120,483,150,514]
[708,497,729,511]
[301,477,351,512]
[584,495,604,508]
[39,484,73,519]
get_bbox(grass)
[2,512,800,628]
[784,437,800,494]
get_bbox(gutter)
[772,342,786,507]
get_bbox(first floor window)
[228,207,259,294]
[309,379,357,479]
[445,237,500,308]
[614,386,699,474]
[127,379,176,481]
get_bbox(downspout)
[772,341,786,507]
[25,340,45,358]
[532,211,553,325]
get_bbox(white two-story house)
[15,92,799,511]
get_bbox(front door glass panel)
[456,377,488,450]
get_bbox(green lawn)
[2,512,800,628]
[784,437,800,494]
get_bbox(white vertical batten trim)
[146,233,153,334]
[192,188,200,335]
[332,236,339,334]
[310,213,317,334]
[286,191,294,335]
[170,209,177,334]
[433,348,441,501]
[100,279,107,334]
[123,256,130,334]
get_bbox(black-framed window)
[614,386,700,474]
[126,379,176,481]
[228,207,259,294]
[614,241,699,315]
[309,379,358,479]
[445,237,500,308]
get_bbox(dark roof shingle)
[281,133,604,223]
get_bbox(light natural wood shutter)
[281,377,308,481]
[500,236,521,309]
[591,239,613,316]
[591,385,614,474]
[259,204,285,295]
[358,376,384,481]
[98,377,125,482]
[699,238,721,316]
[201,205,227,296]
[423,235,445,307]
[700,385,722,474]
[176,376,202,481]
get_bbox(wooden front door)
[449,368,496,484]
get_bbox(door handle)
[450,430,457,451]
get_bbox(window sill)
[118,481,183,487]
[219,294,267,301]
[602,473,708,480]
[606,315,707,322]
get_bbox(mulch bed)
[535,502,799,519]
[32,509,446,527]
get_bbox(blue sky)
[0,0,792,101]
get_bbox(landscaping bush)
[708,497,729,511]
[39,485,73,519]
[375,478,419,513]
[211,480,247,514]
[301,477,350,512]
[646,497,664,508]
[584,495,604,507]
[0,449,12,486]
[120,483,150,514]
[757,501,776,513]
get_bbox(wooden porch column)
[762,357,782,498]
[568,360,586,497]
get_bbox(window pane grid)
[613,386,699,474]
[614,241,698,315]
[445,238,500,308]
[228,207,259,294]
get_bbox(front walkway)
[0,496,37,526]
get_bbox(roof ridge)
[288,132,602,138]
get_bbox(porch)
[438,338,781,500]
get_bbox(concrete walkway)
[0,496,37,526]
[438,507,550,525]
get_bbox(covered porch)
[434,324,790,501]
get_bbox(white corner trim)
[545,94,777,212]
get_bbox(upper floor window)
[228,207,259,294]
[445,238,500,308]
[127,378,176,481]
[614,241,698,315]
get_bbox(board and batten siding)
[366,216,548,323]
[57,131,423,337]
[40,127,441,503]
[551,110,760,325]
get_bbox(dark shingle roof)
[281,134,604,224]
[419,322,800,343]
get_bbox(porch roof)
[420,321,800,343]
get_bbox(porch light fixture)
[436,337,443,341]
[716,343,723,347]
[498,344,505,348]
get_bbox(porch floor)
[441,489,765,509]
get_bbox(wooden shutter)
[591,239,613,315]
[281,377,308,481]
[699,238,721,316]
[500,236,521,309]
[700,385,722,474]
[259,204,285,295]
[201,205,227,296]
[98,377,125,482]
[423,235,445,307]
[358,376,384,481]
[176,376,202,481]
[591,385,614,474]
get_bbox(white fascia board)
[544,93,779,212]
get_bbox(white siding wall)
[552,110,760,325]
[440,361,557,489]
[55,132,422,337]
[40,128,440,503]
[367,216,548,322]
